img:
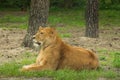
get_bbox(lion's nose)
[32,35,35,39]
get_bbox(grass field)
[0,9,120,80]
[0,51,119,80]
[0,9,120,29]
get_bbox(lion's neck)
[41,42,51,50]
[41,36,63,51]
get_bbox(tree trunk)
[85,0,99,38]
[23,0,49,48]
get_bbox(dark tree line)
[0,0,30,11]
[0,0,120,10]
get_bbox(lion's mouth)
[33,39,41,46]
[32,36,43,47]
[36,42,41,45]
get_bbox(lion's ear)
[50,30,53,34]
[49,28,55,35]
[39,26,42,30]
[51,27,56,34]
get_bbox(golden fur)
[21,27,99,71]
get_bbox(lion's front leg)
[21,59,53,71]
[21,64,44,71]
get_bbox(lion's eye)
[40,32,44,34]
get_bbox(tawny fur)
[21,27,99,71]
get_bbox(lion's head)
[33,27,57,47]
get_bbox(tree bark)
[85,0,99,38]
[23,0,49,48]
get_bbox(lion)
[21,27,99,71]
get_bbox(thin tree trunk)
[23,0,49,48]
[85,0,99,38]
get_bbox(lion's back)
[57,44,99,70]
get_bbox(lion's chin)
[33,42,40,47]
[33,39,42,47]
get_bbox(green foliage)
[50,0,86,9]
[0,0,120,10]
[99,0,120,10]
[0,0,30,10]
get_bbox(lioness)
[21,27,99,71]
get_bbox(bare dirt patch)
[0,28,33,64]
[63,27,120,51]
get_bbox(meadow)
[0,9,120,80]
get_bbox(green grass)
[0,9,120,79]
[0,51,119,80]
[0,9,120,29]
[99,10,120,28]
[0,61,116,80]
[98,50,118,67]
[0,23,28,29]
[48,9,85,27]
[60,33,72,38]
[0,14,28,23]
[113,52,120,68]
